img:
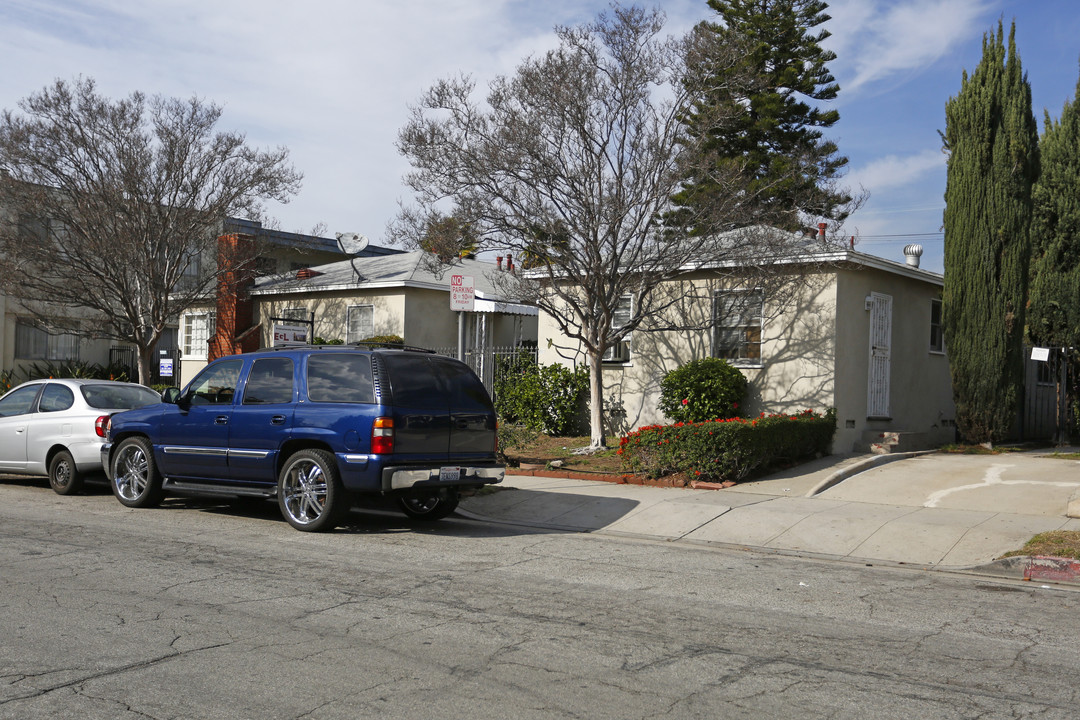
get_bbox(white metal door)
[867,292,892,418]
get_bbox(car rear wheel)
[397,489,459,521]
[277,449,346,532]
[111,437,165,508]
[48,450,84,496]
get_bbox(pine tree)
[942,21,1039,444]
[673,0,851,233]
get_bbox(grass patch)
[1001,531,1080,560]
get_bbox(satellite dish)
[335,232,370,255]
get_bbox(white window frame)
[182,311,216,359]
[346,304,374,344]
[712,289,764,366]
[602,294,633,364]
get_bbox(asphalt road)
[2,479,1080,719]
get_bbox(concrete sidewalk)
[459,449,1080,581]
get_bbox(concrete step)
[865,430,929,454]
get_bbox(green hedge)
[619,408,837,482]
[493,353,589,436]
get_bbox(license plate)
[439,467,460,482]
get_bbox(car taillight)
[95,415,110,439]
[371,417,394,454]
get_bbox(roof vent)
[295,267,323,280]
[903,244,923,268]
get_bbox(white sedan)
[0,378,161,495]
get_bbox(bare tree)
[394,6,851,449]
[0,77,302,383]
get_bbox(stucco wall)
[258,289,408,344]
[538,263,954,453]
[833,266,954,452]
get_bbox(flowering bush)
[619,408,837,483]
[658,357,747,423]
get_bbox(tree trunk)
[137,346,153,386]
[588,350,606,450]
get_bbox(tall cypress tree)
[1028,73,1080,349]
[942,21,1039,444]
[673,0,851,233]
[1028,71,1080,439]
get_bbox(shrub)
[619,408,836,483]
[658,357,747,423]
[359,334,405,347]
[496,422,540,464]
[21,360,132,382]
[494,354,589,436]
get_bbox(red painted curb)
[1023,556,1080,582]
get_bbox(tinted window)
[244,358,295,405]
[385,355,444,408]
[431,357,493,412]
[38,384,75,412]
[82,384,161,410]
[187,360,243,405]
[0,385,41,417]
[307,353,375,403]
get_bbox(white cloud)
[826,0,998,94]
[846,149,945,192]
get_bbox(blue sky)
[1,1,1078,274]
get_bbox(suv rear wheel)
[397,489,460,521]
[278,449,346,532]
[111,437,165,508]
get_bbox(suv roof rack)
[348,341,435,353]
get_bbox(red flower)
[682,398,689,405]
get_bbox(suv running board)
[164,479,277,499]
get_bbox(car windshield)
[81,384,161,410]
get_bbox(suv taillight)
[371,417,394,454]
[95,415,110,439]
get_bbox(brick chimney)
[208,232,260,361]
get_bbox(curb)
[805,449,939,496]
[967,555,1080,584]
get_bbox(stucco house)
[178,248,537,387]
[538,230,955,454]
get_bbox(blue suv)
[101,345,504,531]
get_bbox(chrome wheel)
[111,437,164,508]
[114,444,148,501]
[278,449,344,532]
[397,490,459,521]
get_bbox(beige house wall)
[833,266,954,452]
[539,263,954,453]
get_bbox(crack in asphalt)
[0,641,233,706]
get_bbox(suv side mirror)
[162,387,182,404]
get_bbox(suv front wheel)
[278,449,347,532]
[111,437,165,508]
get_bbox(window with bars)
[346,305,374,344]
[182,311,216,358]
[712,290,763,364]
